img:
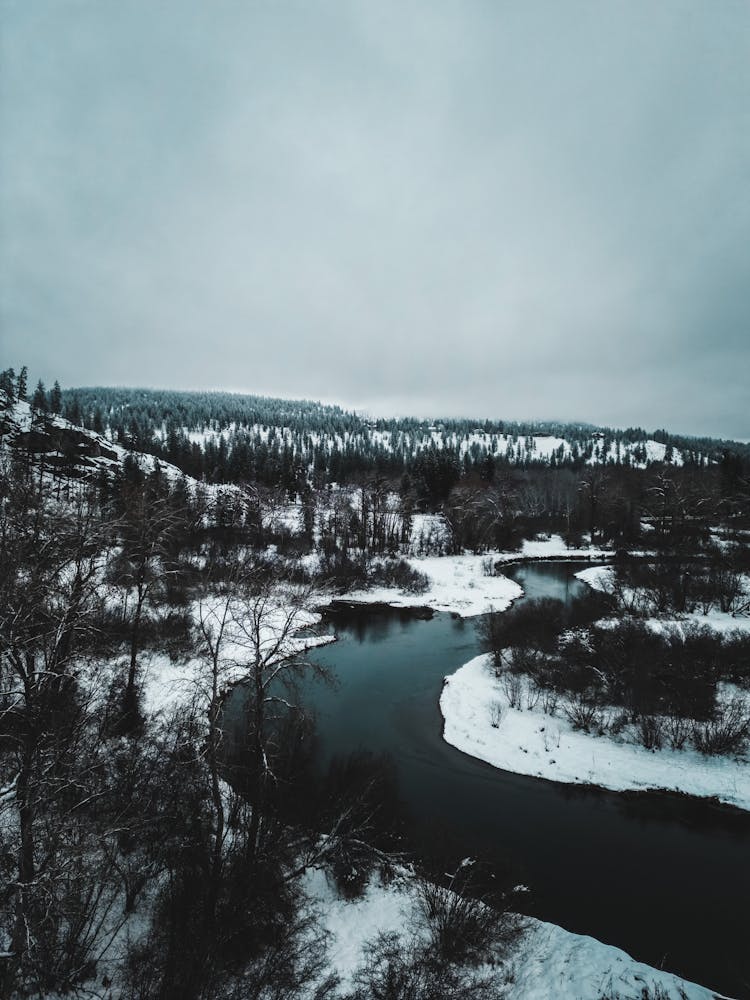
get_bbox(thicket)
[481,587,750,756]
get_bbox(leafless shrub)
[501,672,524,709]
[508,646,542,674]
[692,697,750,755]
[638,714,663,750]
[663,713,691,750]
[481,556,499,577]
[540,688,559,716]
[608,711,630,737]
[369,557,429,594]
[489,700,505,729]
[525,682,542,711]
[563,692,601,733]
[598,982,686,999]
[349,930,504,1000]
[415,873,520,967]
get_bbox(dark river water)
[231,563,750,998]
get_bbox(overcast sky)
[1,1,748,438]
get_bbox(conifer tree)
[0,368,15,400]
[49,380,62,414]
[32,379,48,412]
[16,365,28,401]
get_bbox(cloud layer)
[1,1,748,437]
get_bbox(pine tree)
[16,365,28,401]
[49,380,62,414]
[65,396,82,425]
[0,368,16,400]
[32,379,48,412]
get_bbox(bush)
[481,556,498,577]
[663,712,691,750]
[489,700,505,728]
[692,697,750,755]
[348,931,504,1000]
[599,983,686,1000]
[369,558,430,595]
[501,672,524,709]
[540,687,559,716]
[319,751,404,900]
[415,867,519,967]
[638,714,663,750]
[563,692,602,733]
[478,598,565,666]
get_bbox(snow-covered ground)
[440,654,750,811]
[140,598,336,717]
[304,867,721,999]
[576,565,750,634]
[324,534,614,618]
[330,554,523,617]
[497,533,611,563]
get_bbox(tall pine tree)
[16,365,28,401]
[49,380,62,414]
[32,380,48,412]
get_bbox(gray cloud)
[1,0,748,437]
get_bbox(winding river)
[232,563,750,997]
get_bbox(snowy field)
[440,654,750,812]
[304,868,722,1000]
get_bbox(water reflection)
[504,560,593,603]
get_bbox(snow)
[330,554,523,617]
[575,564,615,590]
[320,533,613,618]
[304,867,721,999]
[440,654,750,811]
[507,919,717,1000]
[576,565,750,634]
[140,599,336,717]
[497,534,611,563]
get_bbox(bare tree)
[109,484,184,727]
[0,474,125,991]
[196,565,328,863]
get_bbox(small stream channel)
[227,563,750,997]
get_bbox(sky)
[1,1,748,439]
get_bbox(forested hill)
[52,385,749,487]
[2,368,748,489]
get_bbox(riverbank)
[575,564,750,634]
[326,553,523,617]
[320,535,618,617]
[304,867,724,999]
[440,653,750,812]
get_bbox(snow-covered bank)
[497,533,612,563]
[140,601,336,717]
[440,654,750,811]
[320,533,616,618]
[141,633,336,718]
[329,554,523,617]
[304,868,723,999]
[576,565,750,634]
